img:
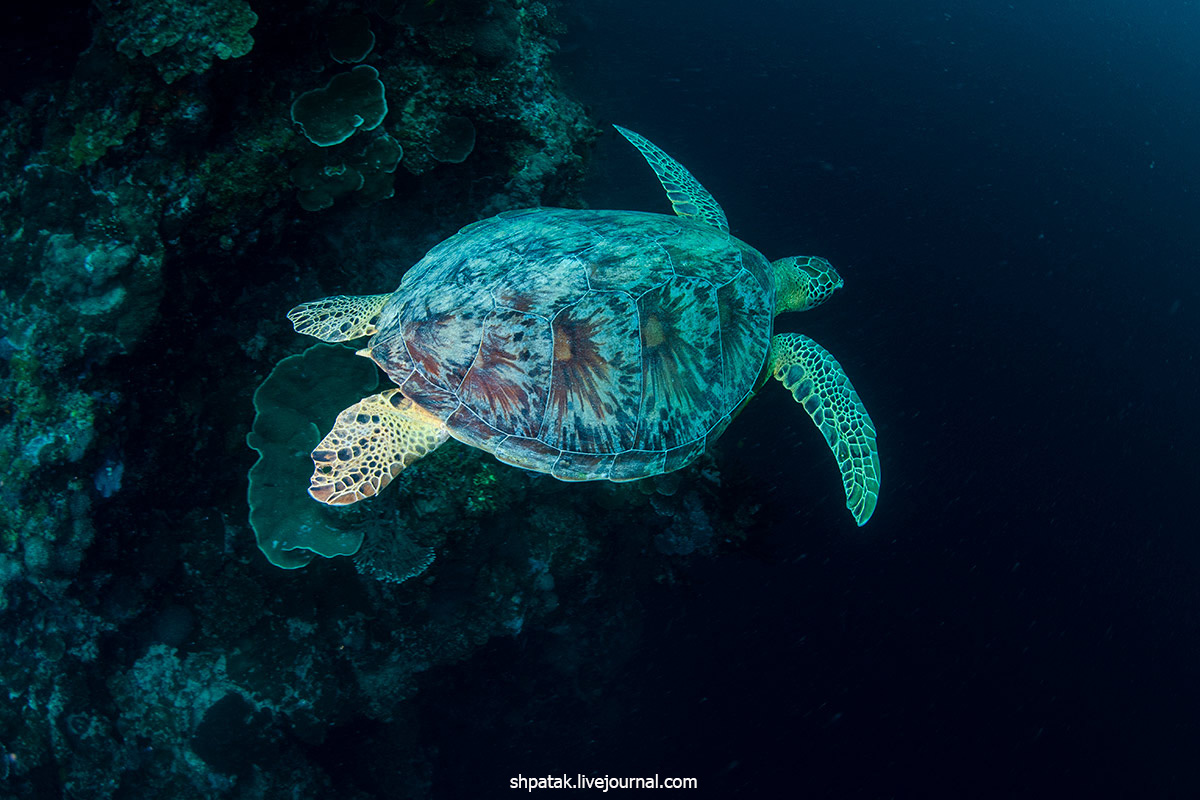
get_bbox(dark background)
[429,1,1200,796]
[6,0,1195,796]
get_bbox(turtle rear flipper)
[288,294,391,342]
[309,389,449,505]
[769,333,880,525]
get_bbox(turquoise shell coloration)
[368,206,775,481]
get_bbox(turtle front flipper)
[310,389,449,505]
[288,294,391,342]
[613,125,730,233]
[769,333,881,526]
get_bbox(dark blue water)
[427,1,1200,795]
[3,1,1198,797]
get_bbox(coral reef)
[290,129,405,212]
[0,1,760,796]
[96,0,259,84]
[282,0,596,212]
[428,115,476,164]
[291,65,389,148]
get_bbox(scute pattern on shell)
[460,308,552,439]
[368,208,774,481]
[633,275,724,450]
[541,290,642,453]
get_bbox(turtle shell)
[367,207,775,481]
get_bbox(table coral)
[291,65,389,148]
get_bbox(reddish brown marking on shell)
[496,291,534,313]
[550,315,609,421]
[633,276,723,450]
[370,335,414,387]
[458,310,550,438]
[404,323,442,376]
[446,405,507,452]
[540,292,641,454]
[398,370,460,419]
[404,315,475,389]
[473,329,523,411]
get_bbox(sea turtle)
[288,126,881,524]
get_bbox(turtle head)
[772,256,843,315]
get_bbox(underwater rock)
[354,530,436,584]
[190,693,279,777]
[151,604,196,648]
[65,108,140,169]
[653,492,715,556]
[474,2,522,63]
[291,162,366,213]
[96,0,258,83]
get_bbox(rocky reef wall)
[0,3,758,796]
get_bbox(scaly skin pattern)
[769,333,881,525]
[772,256,843,315]
[310,389,449,504]
[613,125,730,233]
[288,294,390,342]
